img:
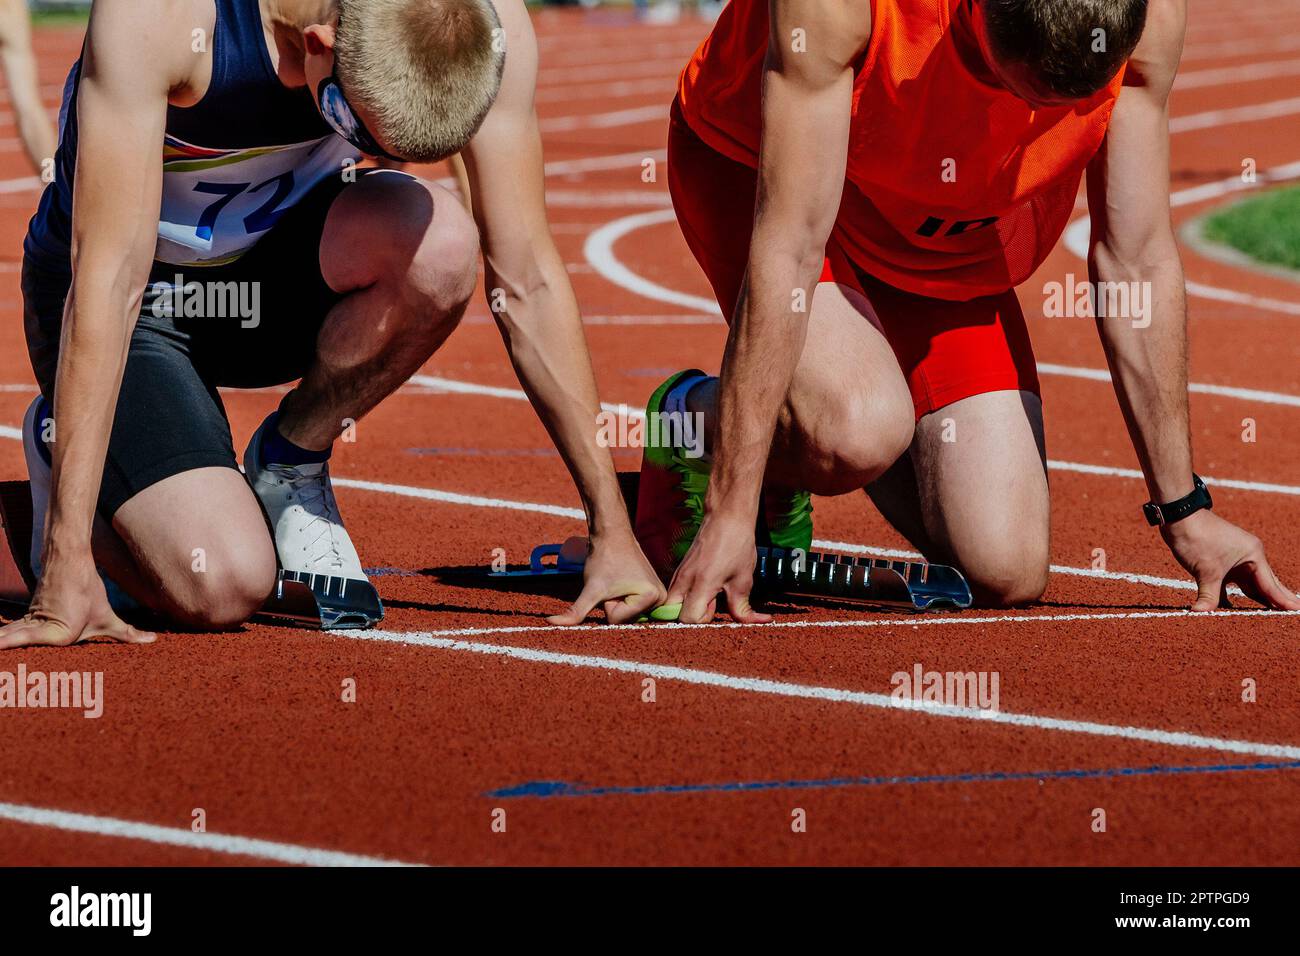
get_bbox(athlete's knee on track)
[799,390,915,496]
[964,540,1049,608]
[161,537,278,630]
[373,178,479,323]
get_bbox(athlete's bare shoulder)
[769,0,872,65]
[83,0,216,100]
[1125,0,1186,97]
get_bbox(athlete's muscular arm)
[668,0,871,624]
[1086,0,1298,611]
[461,0,665,624]
[0,1,193,650]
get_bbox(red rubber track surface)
[1,2,1298,866]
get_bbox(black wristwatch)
[1143,475,1212,527]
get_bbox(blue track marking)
[486,759,1300,800]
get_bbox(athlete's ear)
[302,23,337,59]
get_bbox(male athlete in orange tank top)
[635,0,1298,620]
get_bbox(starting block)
[1,479,384,630]
[490,538,972,613]
[259,569,385,631]
[489,536,590,578]
[753,546,972,611]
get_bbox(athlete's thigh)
[112,466,274,593]
[910,389,1049,574]
[100,328,275,595]
[787,278,914,441]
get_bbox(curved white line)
[1062,215,1300,317]
[584,208,723,314]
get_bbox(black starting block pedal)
[258,569,385,631]
[753,546,972,611]
[0,480,36,611]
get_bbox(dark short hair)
[982,0,1149,99]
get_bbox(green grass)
[31,8,90,29]
[1202,185,1300,272]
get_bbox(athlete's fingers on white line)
[680,589,715,625]
[1190,577,1224,612]
[546,581,606,625]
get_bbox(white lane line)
[544,149,665,179]
[1182,32,1300,61]
[406,374,1300,496]
[1047,458,1300,497]
[347,607,1300,641]
[1037,363,1300,408]
[807,537,1235,595]
[410,373,643,419]
[331,475,585,520]
[1061,162,1300,316]
[537,77,679,104]
[336,627,1300,760]
[1168,159,1300,210]
[544,189,672,208]
[539,105,668,134]
[1171,95,1300,133]
[580,313,719,325]
[0,175,40,193]
[0,801,421,867]
[536,57,680,87]
[1175,57,1300,89]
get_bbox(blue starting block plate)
[488,537,590,578]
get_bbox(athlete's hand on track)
[547,531,666,625]
[0,555,155,649]
[1161,510,1300,612]
[666,514,772,625]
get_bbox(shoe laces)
[271,463,346,570]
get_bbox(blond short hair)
[334,0,505,162]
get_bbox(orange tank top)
[678,0,1124,300]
